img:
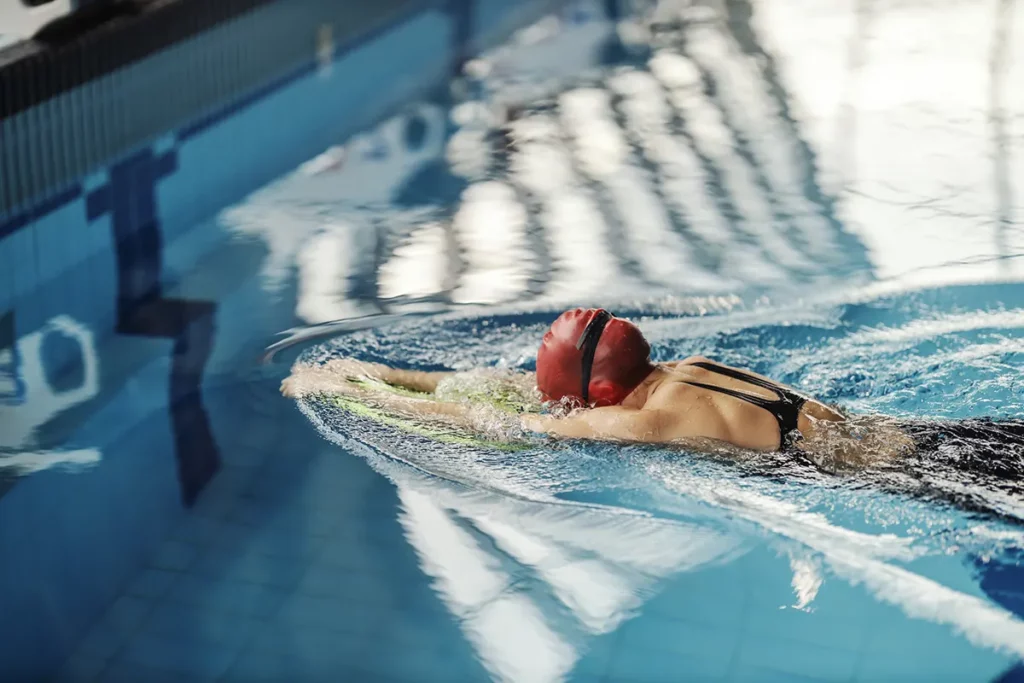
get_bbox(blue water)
[6,0,1024,681]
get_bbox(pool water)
[10,0,1024,681]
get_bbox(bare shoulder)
[643,379,708,415]
[640,379,729,442]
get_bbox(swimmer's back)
[646,357,845,451]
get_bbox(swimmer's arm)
[378,394,473,419]
[374,367,455,394]
[521,407,671,443]
[281,358,454,397]
[521,382,735,445]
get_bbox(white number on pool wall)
[0,314,101,473]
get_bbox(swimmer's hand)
[281,358,384,399]
[281,375,300,398]
[281,357,455,398]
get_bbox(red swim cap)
[536,308,655,408]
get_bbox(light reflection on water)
[228,0,1023,328]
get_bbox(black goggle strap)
[575,310,612,405]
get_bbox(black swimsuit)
[678,361,809,450]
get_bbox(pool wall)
[0,0,568,678]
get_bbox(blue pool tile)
[189,488,238,520]
[742,604,867,653]
[737,548,808,610]
[70,592,156,662]
[28,214,61,288]
[9,225,38,300]
[728,662,825,683]
[115,633,239,680]
[618,612,740,668]
[245,527,325,561]
[356,640,484,683]
[187,466,255,512]
[74,625,130,661]
[606,642,728,683]
[734,633,858,682]
[167,574,287,618]
[221,648,303,683]
[223,630,370,683]
[0,236,14,313]
[224,497,284,527]
[96,595,155,634]
[140,602,260,649]
[255,505,341,540]
[318,530,417,575]
[854,648,1011,683]
[297,561,389,602]
[98,659,195,683]
[125,569,180,600]
[82,170,110,194]
[857,617,1011,682]
[153,133,177,156]
[243,467,307,504]
[569,636,616,682]
[245,621,374,663]
[860,606,964,655]
[191,546,306,589]
[373,611,460,653]
[274,592,385,636]
[52,653,107,683]
[651,567,747,629]
[149,540,200,572]
[169,516,248,547]
[196,465,256,501]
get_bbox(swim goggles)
[575,309,612,405]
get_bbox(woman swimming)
[281,308,1024,478]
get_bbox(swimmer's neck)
[620,365,669,409]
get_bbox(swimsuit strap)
[687,361,788,398]
[679,380,780,410]
[680,361,807,448]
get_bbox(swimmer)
[282,308,1024,476]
